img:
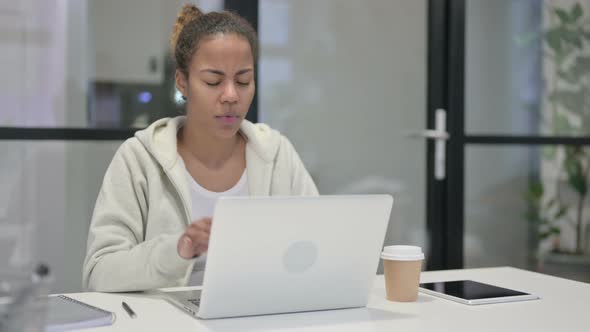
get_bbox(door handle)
[412,130,449,140]
[408,109,449,180]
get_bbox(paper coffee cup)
[381,245,424,302]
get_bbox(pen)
[122,301,137,318]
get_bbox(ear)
[175,70,188,97]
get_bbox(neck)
[179,119,241,169]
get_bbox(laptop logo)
[283,241,318,273]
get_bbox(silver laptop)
[162,195,393,319]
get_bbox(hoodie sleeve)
[82,141,193,292]
[280,136,320,196]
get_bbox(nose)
[220,82,238,104]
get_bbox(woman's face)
[176,33,255,139]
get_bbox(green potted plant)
[524,2,590,279]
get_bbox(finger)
[196,243,208,254]
[197,217,212,229]
[185,226,206,240]
[191,233,207,245]
[198,222,212,234]
[188,219,211,232]
[177,235,194,259]
[190,217,212,225]
[202,219,212,231]
[192,232,210,247]
[184,228,210,250]
[190,221,211,234]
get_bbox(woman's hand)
[177,217,212,259]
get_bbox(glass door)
[258,0,448,270]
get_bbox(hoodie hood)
[134,116,281,171]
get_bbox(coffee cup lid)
[381,245,424,261]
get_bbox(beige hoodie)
[82,116,318,292]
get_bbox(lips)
[215,115,240,125]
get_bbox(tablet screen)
[419,280,530,300]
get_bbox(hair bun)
[170,4,203,54]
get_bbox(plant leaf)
[545,198,557,209]
[554,8,571,24]
[564,145,578,157]
[550,90,585,114]
[554,206,568,219]
[571,3,583,22]
[564,154,587,195]
[527,181,544,199]
[554,113,572,134]
[555,52,567,65]
[539,230,552,240]
[546,28,563,53]
[569,174,587,195]
[557,69,578,84]
[561,28,582,49]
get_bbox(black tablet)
[419,280,539,305]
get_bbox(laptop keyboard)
[188,298,201,306]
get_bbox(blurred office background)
[1,0,589,293]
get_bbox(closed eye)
[236,81,251,86]
[205,81,221,87]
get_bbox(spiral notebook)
[45,295,116,332]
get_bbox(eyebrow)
[200,68,253,76]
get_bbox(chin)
[214,124,242,139]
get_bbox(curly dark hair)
[170,4,258,78]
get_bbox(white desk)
[64,267,589,331]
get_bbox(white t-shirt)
[185,168,249,285]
